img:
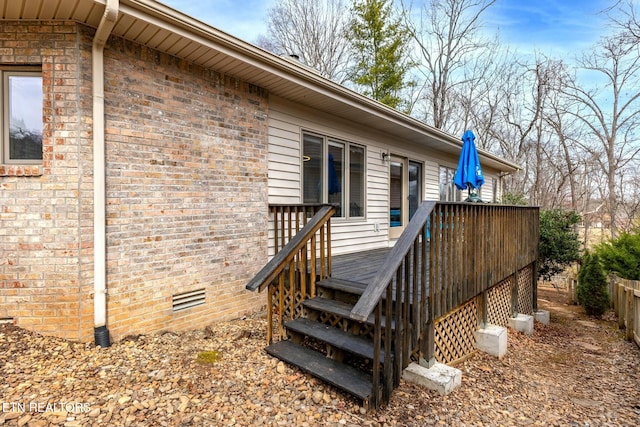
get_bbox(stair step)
[303,297,395,330]
[285,318,391,361]
[317,277,367,295]
[318,278,417,303]
[265,340,373,403]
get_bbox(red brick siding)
[0,21,94,340]
[101,36,269,339]
[1,22,270,341]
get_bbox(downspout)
[93,0,119,347]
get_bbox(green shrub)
[594,231,640,280]
[577,252,610,317]
[499,192,528,206]
[538,209,582,281]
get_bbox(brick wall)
[101,35,269,339]
[0,21,94,340]
[0,22,270,341]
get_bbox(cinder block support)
[509,313,534,335]
[402,362,462,396]
[534,310,550,325]
[475,325,507,358]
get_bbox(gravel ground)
[1,285,639,427]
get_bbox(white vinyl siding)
[267,96,506,255]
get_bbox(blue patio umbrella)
[453,130,484,202]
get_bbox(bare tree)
[257,0,352,83]
[482,56,551,199]
[610,0,640,43]
[560,31,640,237]
[401,0,497,131]
[454,47,517,150]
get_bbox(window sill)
[0,164,43,177]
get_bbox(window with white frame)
[1,68,43,164]
[302,132,365,219]
[439,166,463,202]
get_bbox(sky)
[160,0,613,56]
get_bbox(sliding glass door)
[389,156,422,240]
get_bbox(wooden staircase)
[265,277,392,408]
[246,202,436,410]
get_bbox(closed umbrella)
[453,130,484,202]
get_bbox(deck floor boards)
[331,248,391,284]
[329,245,429,304]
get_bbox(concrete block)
[509,313,534,335]
[475,325,507,358]
[534,310,550,325]
[402,362,462,396]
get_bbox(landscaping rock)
[0,285,638,426]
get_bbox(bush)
[595,231,640,280]
[538,209,582,281]
[577,252,610,317]
[500,192,527,206]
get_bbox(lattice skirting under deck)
[486,278,513,327]
[517,265,534,315]
[434,298,478,365]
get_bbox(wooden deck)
[331,248,391,284]
[332,245,428,283]
[255,202,540,410]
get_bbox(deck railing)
[268,204,329,254]
[350,201,540,408]
[246,204,334,343]
[429,203,540,321]
[351,201,434,406]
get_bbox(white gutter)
[93,0,119,347]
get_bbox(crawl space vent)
[172,288,206,312]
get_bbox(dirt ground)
[1,284,639,427]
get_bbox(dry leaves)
[1,285,639,426]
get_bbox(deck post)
[420,294,435,368]
[478,291,488,328]
[420,320,435,368]
[510,271,519,317]
[532,259,539,312]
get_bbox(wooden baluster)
[267,283,274,344]
[384,285,393,402]
[326,218,332,277]
[310,232,317,298]
[300,241,308,303]
[319,224,326,280]
[412,237,420,350]
[403,252,411,373]
[272,207,279,255]
[278,273,285,340]
[372,301,381,409]
[420,225,427,348]
[289,258,295,320]
[394,267,403,384]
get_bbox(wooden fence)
[609,275,640,347]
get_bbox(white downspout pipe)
[93,0,119,347]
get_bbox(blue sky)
[160,0,611,55]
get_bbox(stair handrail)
[350,200,436,321]
[246,205,335,293]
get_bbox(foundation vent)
[172,289,206,312]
